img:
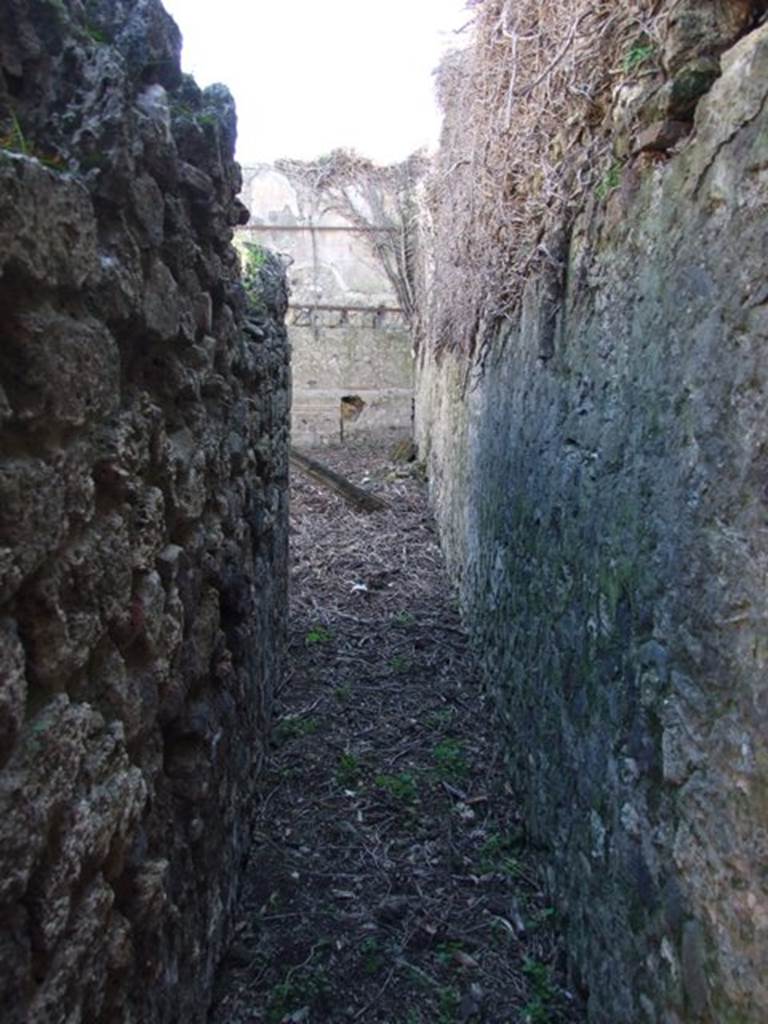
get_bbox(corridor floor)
[210,442,583,1024]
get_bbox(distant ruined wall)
[0,2,289,1022]
[418,10,768,1024]
[239,165,413,446]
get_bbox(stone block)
[0,459,67,603]
[143,258,180,340]
[0,309,119,427]
[0,618,26,764]
[0,156,99,288]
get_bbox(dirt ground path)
[210,442,584,1024]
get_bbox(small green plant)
[266,966,329,1023]
[170,100,196,119]
[304,625,333,646]
[437,985,460,1023]
[521,957,557,1023]
[374,771,418,803]
[336,751,361,787]
[432,739,467,781]
[244,241,268,273]
[0,110,66,171]
[273,715,319,745]
[596,160,622,200]
[242,242,271,313]
[389,654,411,673]
[1,110,27,156]
[85,24,108,44]
[434,940,464,966]
[393,610,416,627]
[360,936,384,975]
[623,39,655,75]
[530,905,558,930]
[427,706,456,730]
[477,832,523,877]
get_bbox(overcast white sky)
[161,0,470,165]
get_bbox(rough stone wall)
[417,19,768,1024]
[239,165,413,446]
[0,3,289,1022]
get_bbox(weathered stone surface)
[0,1,289,1021]
[417,18,768,1024]
[634,119,690,154]
[0,619,25,765]
[2,309,120,426]
[0,157,99,288]
[662,0,757,73]
[239,164,414,445]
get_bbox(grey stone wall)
[417,22,768,1024]
[0,2,289,1021]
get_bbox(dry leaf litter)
[210,441,585,1024]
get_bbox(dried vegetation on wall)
[426,0,767,361]
[276,150,427,333]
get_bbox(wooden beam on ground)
[289,448,389,513]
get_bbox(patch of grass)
[477,832,524,877]
[389,654,411,673]
[83,20,108,43]
[336,751,361,787]
[437,985,460,1023]
[427,706,456,730]
[521,958,558,1023]
[595,160,622,200]
[622,39,655,75]
[266,966,329,1024]
[170,100,196,119]
[434,940,464,966]
[392,610,416,627]
[169,100,217,129]
[0,111,66,172]
[304,625,332,646]
[432,739,467,781]
[374,771,418,803]
[273,715,319,745]
[359,936,384,975]
[529,905,558,930]
[0,110,27,156]
[244,241,268,273]
[242,241,272,313]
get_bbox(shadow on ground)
[209,442,584,1024]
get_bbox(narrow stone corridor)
[209,443,584,1024]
